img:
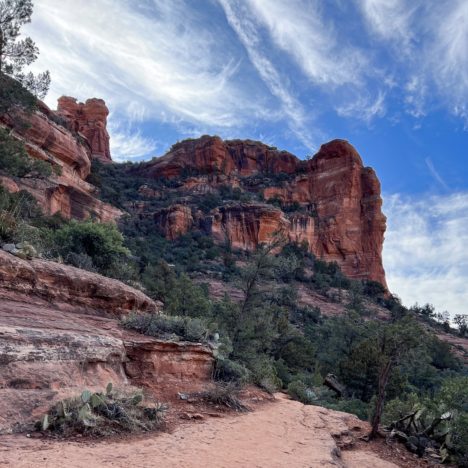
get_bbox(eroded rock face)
[0,99,120,222]
[138,137,387,286]
[0,252,214,433]
[144,136,298,179]
[152,204,194,240]
[124,338,214,394]
[57,96,112,163]
[0,250,157,316]
[209,203,289,251]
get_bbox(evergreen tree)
[0,0,50,110]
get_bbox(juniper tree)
[369,315,422,439]
[0,0,50,111]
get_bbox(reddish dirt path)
[0,395,409,468]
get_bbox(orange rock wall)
[57,96,112,163]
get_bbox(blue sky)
[25,0,468,318]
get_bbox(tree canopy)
[0,0,50,106]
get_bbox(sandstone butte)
[134,135,388,287]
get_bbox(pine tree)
[0,0,50,104]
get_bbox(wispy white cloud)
[336,90,386,123]
[24,0,267,130]
[358,0,418,51]
[384,192,468,318]
[218,0,318,149]
[108,121,158,162]
[403,75,427,118]
[428,0,468,121]
[246,0,366,87]
[425,158,449,191]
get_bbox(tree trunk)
[370,360,393,439]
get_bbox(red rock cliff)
[138,136,387,287]
[0,98,120,221]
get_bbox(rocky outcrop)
[124,338,214,394]
[143,136,298,179]
[0,98,119,222]
[57,96,112,163]
[139,137,387,286]
[0,252,214,433]
[0,250,157,316]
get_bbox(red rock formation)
[151,204,194,240]
[0,252,214,433]
[0,99,120,222]
[143,135,298,179]
[210,203,289,251]
[57,96,112,163]
[139,137,387,287]
[0,250,158,316]
[124,338,214,394]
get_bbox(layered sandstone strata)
[0,251,213,433]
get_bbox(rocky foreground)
[0,394,420,468]
[0,250,213,433]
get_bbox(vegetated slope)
[1,91,467,465]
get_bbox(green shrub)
[0,187,44,242]
[0,128,52,178]
[122,313,210,343]
[327,398,370,421]
[53,220,129,274]
[214,357,250,384]
[287,380,316,404]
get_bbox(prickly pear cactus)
[81,390,91,403]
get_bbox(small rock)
[2,244,18,254]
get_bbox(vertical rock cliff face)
[57,96,112,163]
[0,98,120,221]
[138,136,387,286]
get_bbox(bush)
[327,398,370,421]
[214,357,250,384]
[0,128,52,178]
[122,313,210,343]
[199,383,248,412]
[0,187,44,242]
[287,380,316,404]
[38,384,166,437]
[53,220,129,274]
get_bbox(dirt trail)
[0,395,399,468]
